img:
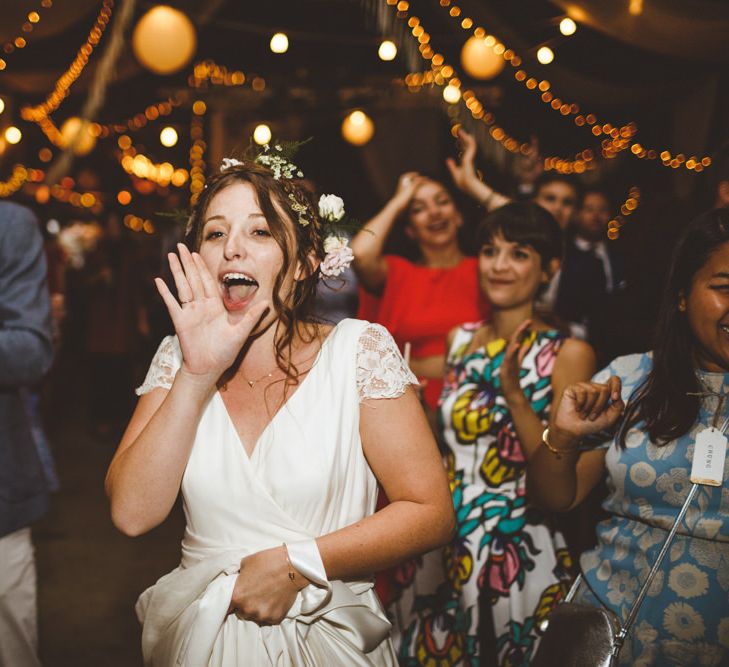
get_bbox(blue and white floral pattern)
[578,352,729,666]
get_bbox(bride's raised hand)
[155,243,269,381]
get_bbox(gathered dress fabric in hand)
[134,319,416,666]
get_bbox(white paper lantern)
[341,110,374,146]
[460,36,505,80]
[60,117,96,155]
[132,5,197,75]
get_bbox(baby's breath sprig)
[251,138,311,181]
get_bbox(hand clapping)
[552,375,625,442]
[500,319,532,404]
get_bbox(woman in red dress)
[352,170,490,415]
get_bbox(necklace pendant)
[247,380,255,388]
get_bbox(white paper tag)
[690,427,728,487]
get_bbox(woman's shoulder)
[593,351,652,387]
[383,254,415,272]
[324,318,395,355]
[445,320,485,356]
[554,335,594,358]
[135,335,182,395]
[341,318,418,401]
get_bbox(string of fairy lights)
[383,1,646,234]
[0,1,717,237]
[0,1,54,72]
[21,0,115,124]
[189,111,207,206]
[189,61,267,92]
[428,0,712,173]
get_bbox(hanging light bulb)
[270,32,289,54]
[159,126,178,147]
[378,40,397,61]
[537,46,554,64]
[60,117,96,155]
[0,98,5,115]
[253,124,272,145]
[559,18,577,36]
[443,84,462,104]
[341,110,374,146]
[4,126,22,144]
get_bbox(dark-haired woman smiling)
[529,208,729,665]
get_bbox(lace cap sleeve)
[357,323,419,402]
[135,336,182,395]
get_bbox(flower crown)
[218,141,356,278]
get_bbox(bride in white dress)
[105,151,455,666]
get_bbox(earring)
[678,302,686,312]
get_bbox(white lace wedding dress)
[133,318,417,666]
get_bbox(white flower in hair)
[323,235,348,254]
[220,157,244,172]
[255,144,302,180]
[318,194,345,222]
[320,235,354,277]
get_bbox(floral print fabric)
[578,352,729,666]
[388,324,571,666]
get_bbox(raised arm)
[350,172,426,294]
[0,204,53,386]
[446,129,511,212]
[527,373,624,512]
[105,244,268,535]
[498,324,597,463]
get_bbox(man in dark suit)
[0,201,54,666]
[555,188,626,363]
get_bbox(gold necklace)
[241,368,276,389]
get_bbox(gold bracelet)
[541,428,579,459]
[282,543,297,586]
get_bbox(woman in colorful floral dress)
[530,208,729,665]
[389,202,598,666]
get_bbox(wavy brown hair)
[618,208,729,447]
[184,160,326,389]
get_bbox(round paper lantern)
[60,117,96,155]
[341,110,374,146]
[460,36,505,80]
[132,5,197,75]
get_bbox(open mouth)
[221,272,258,310]
[427,220,449,233]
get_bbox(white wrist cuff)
[285,539,328,587]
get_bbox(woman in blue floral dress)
[389,203,598,666]
[530,208,729,665]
